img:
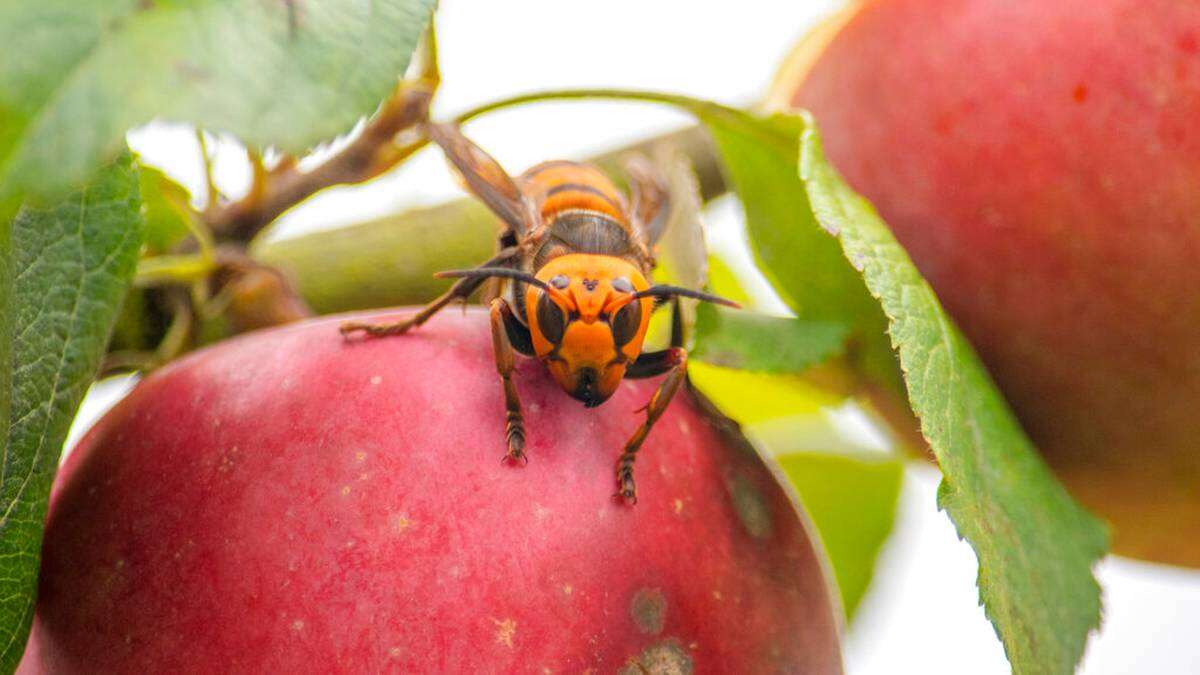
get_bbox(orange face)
[524,254,654,407]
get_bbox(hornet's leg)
[489,298,532,464]
[339,247,517,338]
[617,346,688,504]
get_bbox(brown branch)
[204,83,435,243]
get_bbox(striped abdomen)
[520,161,630,226]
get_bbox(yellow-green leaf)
[776,451,902,619]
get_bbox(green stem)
[454,88,731,124]
[135,253,215,287]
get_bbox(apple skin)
[784,0,1200,565]
[18,309,842,673]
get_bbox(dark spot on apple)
[728,475,772,539]
[1072,84,1088,103]
[630,588,667,635]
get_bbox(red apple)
[19,309,841,673]
[774,0,1200,566]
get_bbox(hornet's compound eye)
[611,276,634,294]
[610,299,642,348]
[549,274,570,289]
[536,292,567,345]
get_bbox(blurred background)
[69,1,1200,672]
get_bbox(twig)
[195,128,222,209]
[203,84,434,243]
[204,22,442,243]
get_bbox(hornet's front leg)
[489,298,534,464]
[617,346,688,504]
[339,247,518,338]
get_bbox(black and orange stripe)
[520,161,629,225]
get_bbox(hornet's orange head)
[435,259,739,409]
[524,254,654,407]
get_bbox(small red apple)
[775,0,1200,565]
[19,310,841,673]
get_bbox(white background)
[97,1,1200,672]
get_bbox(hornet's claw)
[338,322,365,338]
[501,449,528,466]
[501,432,528,466]
[616,470,638,505]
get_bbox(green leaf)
[0,211,11,494]
[799,115,1107,674]
[704,254,752,308]
[0,154,144,668]
[687,107,906,398]
[699,114,871,321]
[775,450,902,619]
[692,304,848,373]
[138,165,195,255]
[691,249,848,382]
[0,0,436,203]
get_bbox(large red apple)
[19,310,841,673]
[775,0,1200,565]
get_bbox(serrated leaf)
[692,303,848,373]
[774,450,902,619]
[0,0,436,203]
[798,114,1107,674]
[0,154,144,668]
